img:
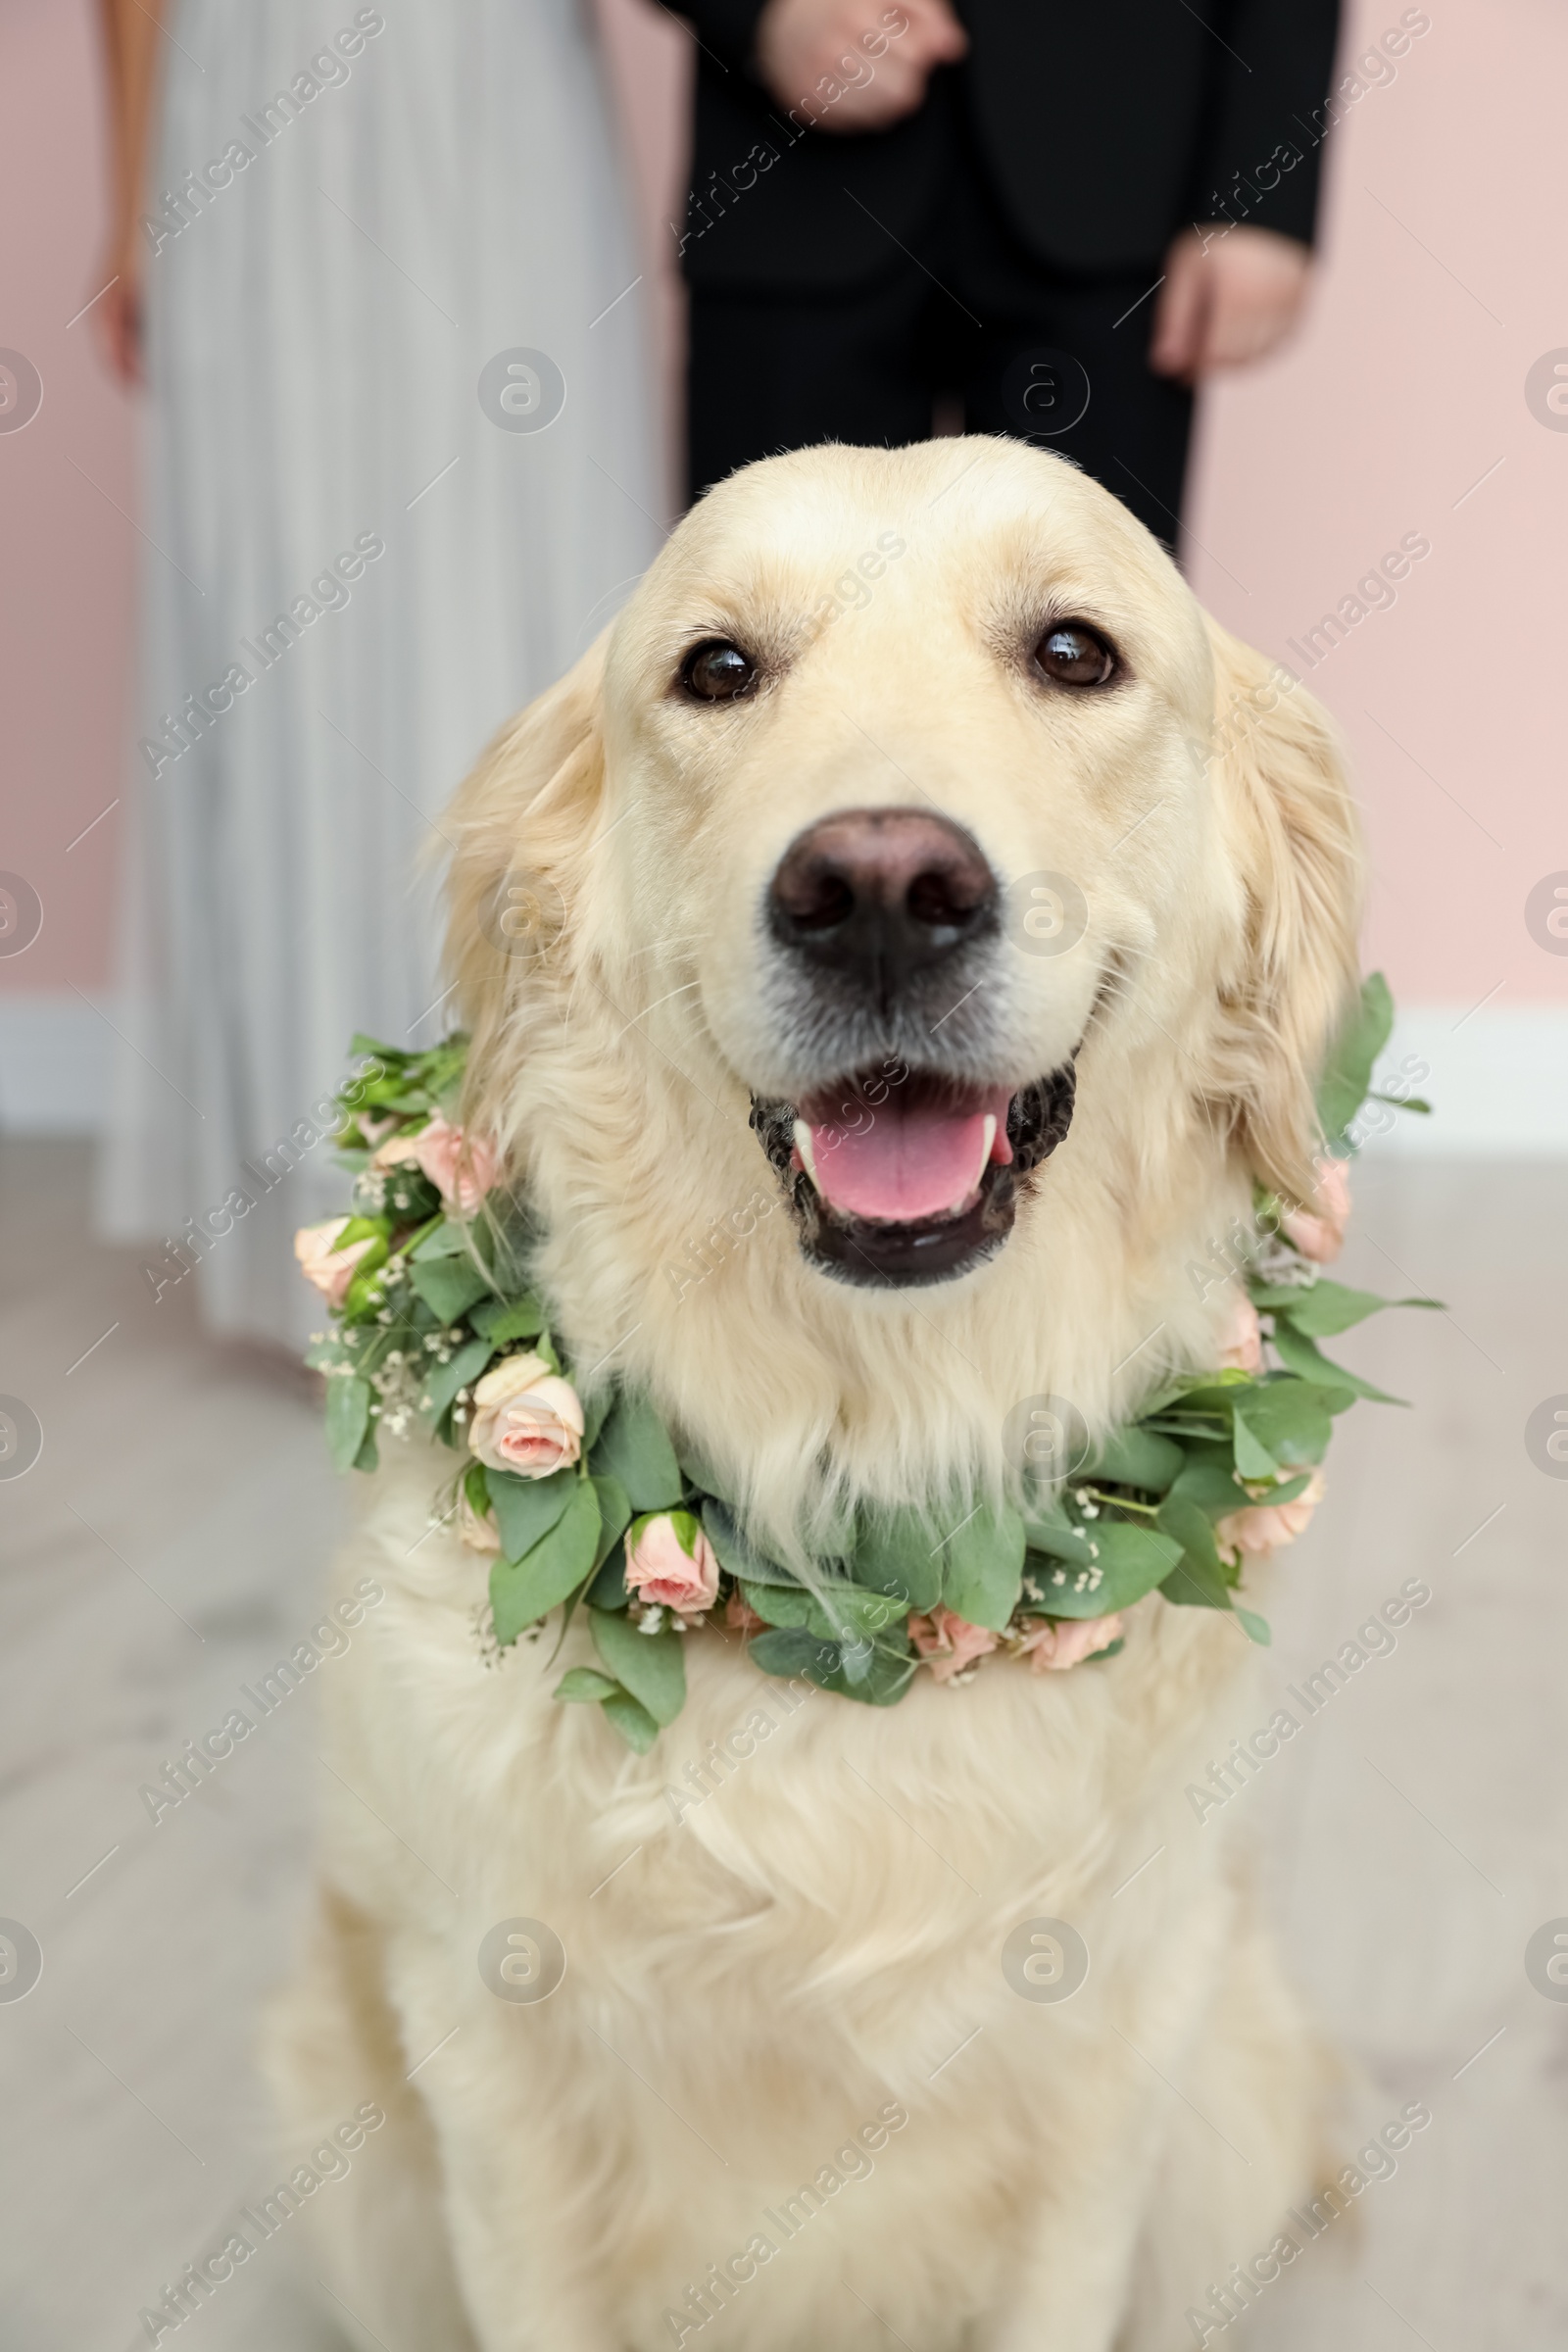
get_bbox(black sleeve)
[672,0,770,77]
[1194,0,1343,246]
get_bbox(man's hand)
[1150,226,1312,385]
[756,0,967,135]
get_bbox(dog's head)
[449,439,1360,1317]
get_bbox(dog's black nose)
[768,808,998,999]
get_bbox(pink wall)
[1,0,136,993]
[1184,0,1568,1011]
[3,0,1560,1013]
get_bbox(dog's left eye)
[1033,622,1117,687]
[680,640,759,702]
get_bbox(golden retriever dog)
[267,437,1361,2351]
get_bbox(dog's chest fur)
[318,1449,1254,2345]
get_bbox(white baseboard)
[1,993,1565,1153]
[1358,1006,1568,1158]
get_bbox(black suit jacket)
[678,0,1342,290]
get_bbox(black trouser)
[686,99,1194,550]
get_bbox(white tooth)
[793,1120,819,1188]
[978,1114,997,1185]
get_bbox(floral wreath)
[299,982,1434,1753]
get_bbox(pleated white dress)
[101,0,661,1349]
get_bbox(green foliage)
[410,1254,493,1324]
[489,1480,602,1644]
[486,1465,576,1563]
[589,1607,687,1726]
[938,1500,1026,1632]
[310,1000,1435,1747]
[1317,971,1394,1145]
[594,1393,685,1511]
[324,1375,371,1472]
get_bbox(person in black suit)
[676,0,1344,544]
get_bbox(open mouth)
[749,1063,1076,1287]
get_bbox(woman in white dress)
[94,0,661,1350]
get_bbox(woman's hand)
[93,218,146,386]
[93,0,166,386]
[1150,226,1313,386]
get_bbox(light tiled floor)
[2,1140,1565,2352]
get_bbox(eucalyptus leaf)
[589,1607,687,1726]
[748,1626,844,1689]
[411,1220,470,1260]
[1317,970,1394,1140]
[1258,1277,1432,1337]
[421,1335,496,1425]
[470,1294,546,1345]
[1235,1381,1335,1463]
[937,1500,1026,1632]
[595,1392,684,1511]
[1268,1320,1404,1407]
[325,1375,372,1472]
[584,1542,630,1610]
[601,1690,661,1752]
[486,1464,576,1563]
[1164,1448,1250,1521]
[590,1474,632,1571]
[1155,1496,1235,1610]
[489,1480,602,1645]
[410,1255,493,1324]
[1018,1503,1097,1563]
[850,1504,945,1611]
[1080,1426,1185,1494]
[677,1442,742,1509]
[555,1667,620,1703]
[1230,1408,1280,1482]
[741,1579,904,1643]
[1234,1606,1272,1647]
[701,1499,800,1587]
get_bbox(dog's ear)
[443,631,608,1109]
[1201,618,1365,1200]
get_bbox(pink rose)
[1216,1467,1325,1564]
[466,1353,584,1478]
[294,1217,374,1309]
[1216,1289,1263,1373]
[373,1113,500,1213]
[1017,1614,1124,1673]
[907,1605,999,1684]
[625,1512,719,1615]
[1281,1157,1351,1264]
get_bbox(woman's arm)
[94,0,168,383]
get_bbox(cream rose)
[1017,1614,1124,1673]
[1216,1467,1326,1564]
[373,1113,500,1213]
[1216,1289,1263,1373]
[625,1512,720,1615]
[907,1605,999,1684]
[294,1217,375,1309]
[466,1353,584,1478]
[458,1489,502,1554]
[1281,1157,1351,1264]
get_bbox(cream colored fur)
[266,439,1362,2351]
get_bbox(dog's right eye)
[680,640,758,703]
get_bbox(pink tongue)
[808,1087,1012,1222]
